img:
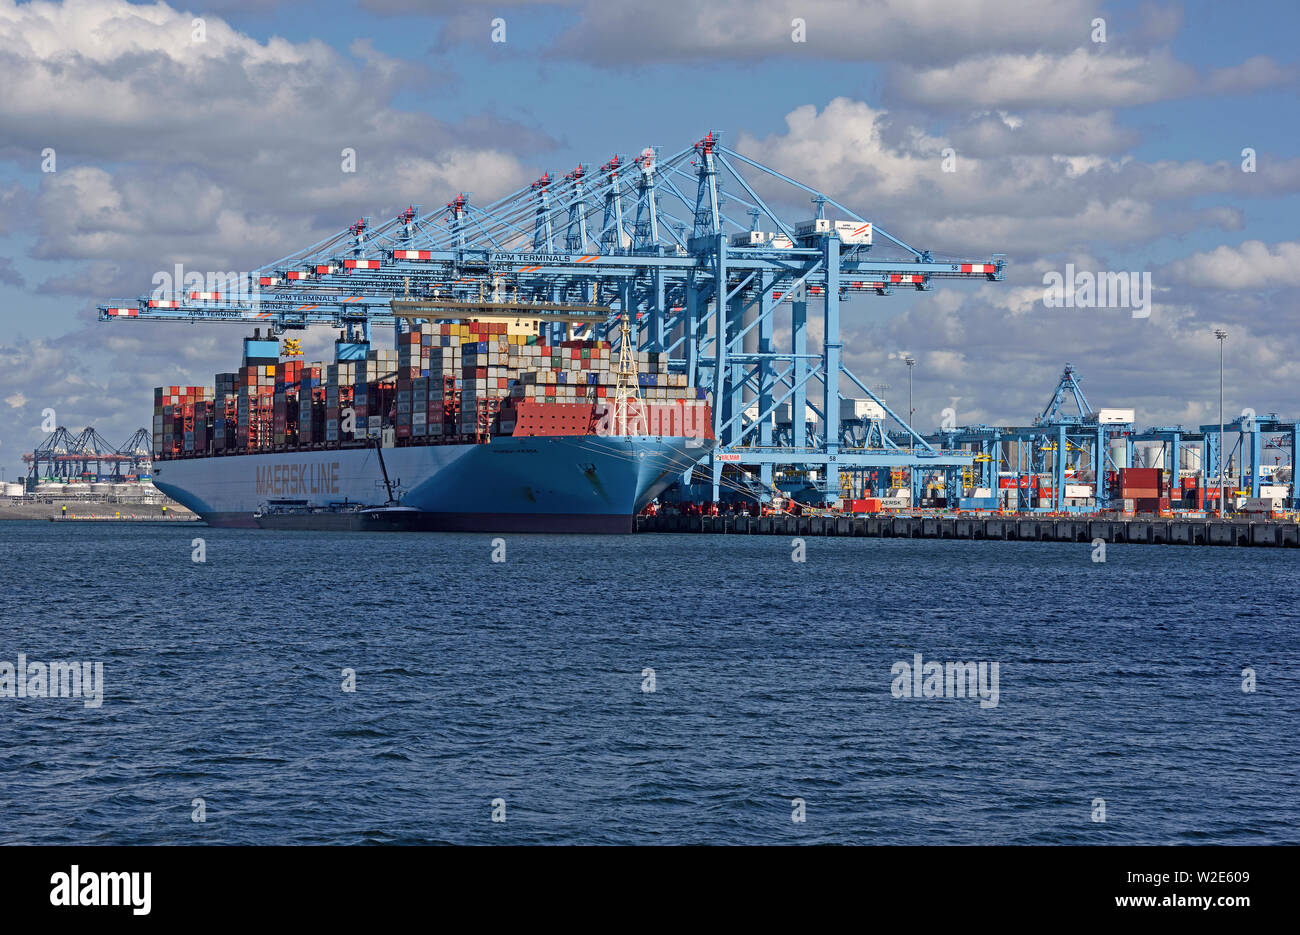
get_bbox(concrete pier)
[1,500,196,522]
[635,514,1299,547]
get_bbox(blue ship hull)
[151,435,706,533]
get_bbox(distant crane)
[1038,364,1092,424]
[23,427,152,481]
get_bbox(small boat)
[253,439,423,532]
[253,501,423,532]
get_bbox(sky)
[1,0,1298,479]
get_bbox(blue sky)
[1,0,1298,477]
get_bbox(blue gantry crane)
[1198,413,1298,508]
[97,131,1007,506]
[22,426,151,481]
[926,365,1135,512]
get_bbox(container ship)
[150,313,713,533]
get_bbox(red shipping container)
[1120,468,1159,485]
[844,498,883,512]
[1133,497,1170,512]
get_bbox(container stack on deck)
[213,373,237,453]
[296,365,324,444]
[236,338,277,449]
[151,323,709,459]
[357,349,397,440]
[152,386,212,459]
[323,361,355,444]
[272,359,303,447]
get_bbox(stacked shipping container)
[153,386,212,458]
[296,365,324,444]
[324,361,355,443]
[272,359,303,447]
[1113,467,1171,513]
[213,373,237,453]
[152,323,708,459]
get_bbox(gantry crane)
[23,426,152,480]
[97,131,1007,504]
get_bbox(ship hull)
[151,436,704,533]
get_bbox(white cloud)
[422,0,1099,65]
[1164,240,1300,290]
[0,0,543,283]
[951,110,1139,157]
[891,48,1291,111]
[1206,55,1299,94]
[734,98,1260,256]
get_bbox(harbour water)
[1,521,1295,844]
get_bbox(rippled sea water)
[0,520,1295,844]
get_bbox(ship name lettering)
[257,462,339,495]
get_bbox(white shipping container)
[1086,408,1135,424]
[1244,497,1282,512]
[1259,484,1288,499]
[1064,484,1094,498]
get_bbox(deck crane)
[97,131,1007,505]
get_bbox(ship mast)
[612,314,641,435]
